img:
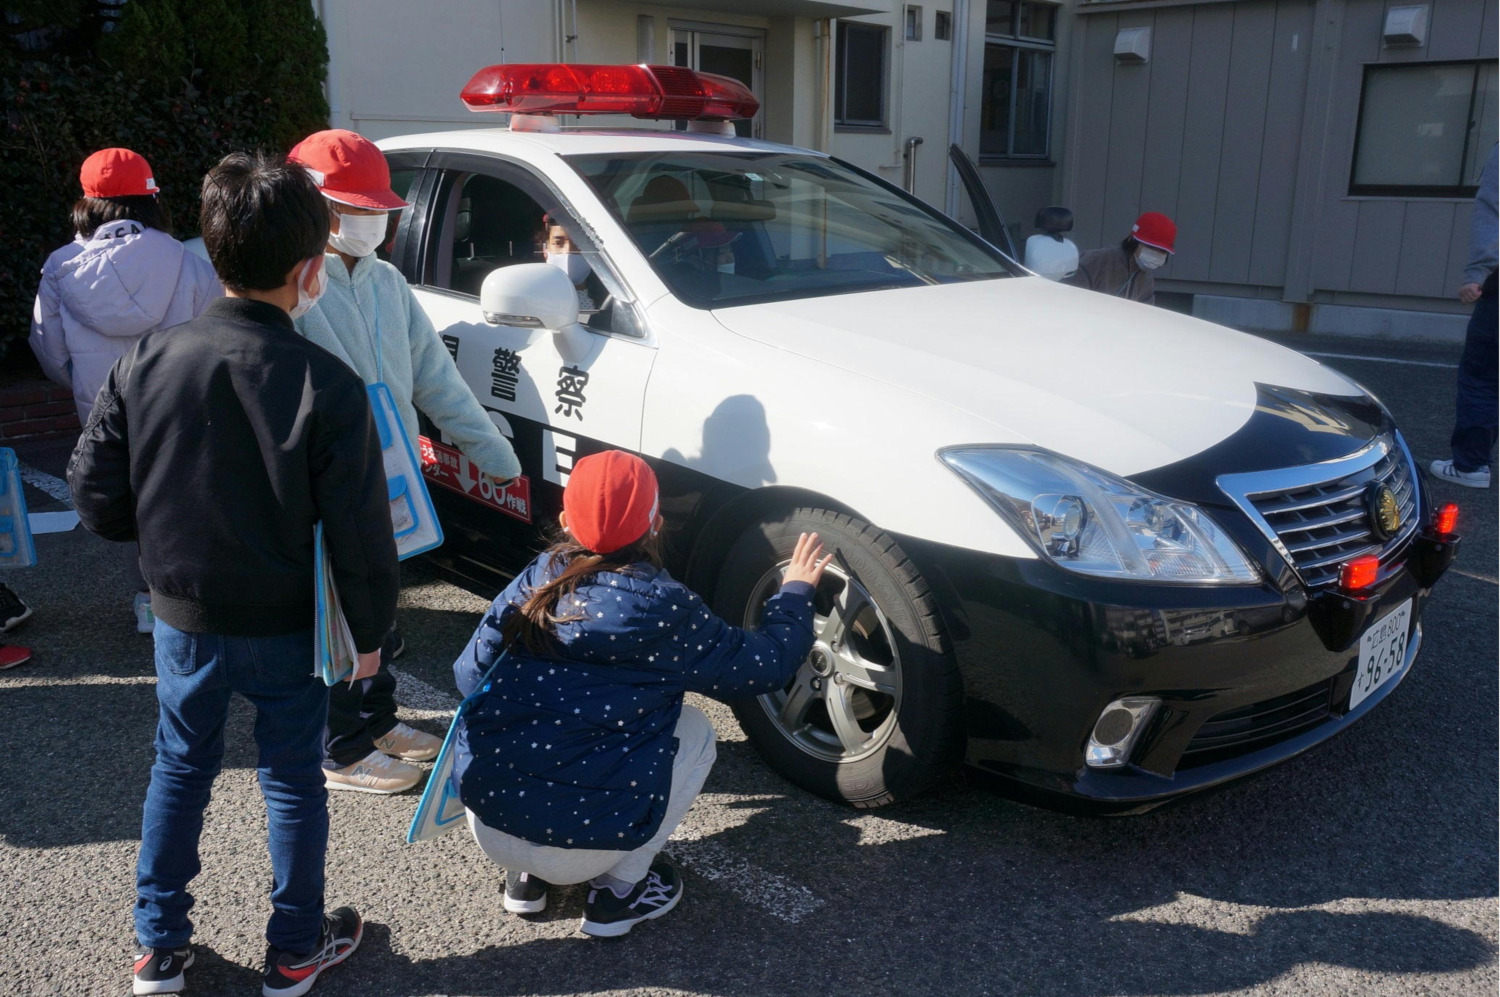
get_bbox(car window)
[374,167,419,265]
[427,172,547,297]
[567,151,1018,309]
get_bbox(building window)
[836,22,889,129]
[1350,60,1498,197]
[981,1,1056,159]
[905,5,923,41]
[935,10,952,40]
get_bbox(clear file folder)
[314,521,359,686]
[0,448,37,569]
[407,652,508,843]
[368,382,443,561]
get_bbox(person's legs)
[466,811,626,886]
[324,655,398,767]
[1449,292,1499,472]
[235,629,330,954]
[134,621,232,950]
[601,703,717,885]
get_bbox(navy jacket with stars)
[452,554,817,850]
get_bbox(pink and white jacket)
[30,221,221,422]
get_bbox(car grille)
[1178,678,1335,768]
[1225,435,1420,589]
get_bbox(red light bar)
[1338,555,1381,592]
[1433,502,1459,536]
[460,63,760,121]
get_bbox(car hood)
[708,277,1366,477]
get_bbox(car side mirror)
[479,263,591,361]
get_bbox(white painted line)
[668,836,825,923]
[17,461,73,506]
[1304,351,1458,369]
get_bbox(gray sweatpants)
[466,703,717,886]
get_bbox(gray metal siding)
[1065,0,1496,309]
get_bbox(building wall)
[1062,0,1497,324]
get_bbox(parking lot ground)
[2,330,1495,997]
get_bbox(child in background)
[452,450,831,937]
[30,147,222,633]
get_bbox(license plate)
[1350,598,1412,711]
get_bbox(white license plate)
[1350,598,1412,711]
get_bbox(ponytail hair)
[502,528,665,655]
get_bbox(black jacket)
[68,297,399,650]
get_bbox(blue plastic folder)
[407,653,509,843]
[0,449,37,569]
[368,382,443,561]
[313,521,357,686]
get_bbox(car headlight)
[939,446,1260,584]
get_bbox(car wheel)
[716,507,965,808]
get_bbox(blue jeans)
[1451,288,1498,472]
[136,620,328,952]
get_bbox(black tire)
[716,507,965,808]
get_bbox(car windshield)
[567,151,1017,308]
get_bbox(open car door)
[948,144,1017,261]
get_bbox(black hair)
[1120,235,1140,254]
[71,195,172,239]
[1033,205,1073,235]
[199,152,329,292]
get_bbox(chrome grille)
[1219,435,1420,589]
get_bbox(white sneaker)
[1429,459,1491,489]
[373,721,441,762]
[323,750,422,794]
[133,592,155,634]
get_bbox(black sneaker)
[580,857,684,937]
[261,907,362,997]
[504,870,550,913]
[0,583,32,632]
[133,945,193,995]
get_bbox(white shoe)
[133,592,155,634]
[1429,459,1491,489]
[323,750,422,794]
[373,721,441,762]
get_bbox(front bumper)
[901,530,1457,814]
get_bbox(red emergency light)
[1338,554,1381,592]
[1432,501,1459,537]
[460,63,760,121]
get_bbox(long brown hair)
[502,528,665,655]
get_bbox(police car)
[381,63,1459,813]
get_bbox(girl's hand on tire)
[783,532,834,588]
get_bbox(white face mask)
[546,251,591,286]
[328,209,389,258]
[1136,246,1168,271]
[289,257,326,320]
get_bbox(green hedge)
[0,0,329,361]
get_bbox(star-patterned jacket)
[453,554,816,850]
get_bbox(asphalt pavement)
[1,330,1495,997]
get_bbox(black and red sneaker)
[261,907,363,997]
[133,945,193,995]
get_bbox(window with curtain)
[1351,60,1498,197]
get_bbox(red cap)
[80,148,158,198]
[1131,212,1177,253]
[563,451,660,555]
[288,129,408,210]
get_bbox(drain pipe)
[903,136,924,193]
[945,0,970,216]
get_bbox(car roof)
[377,125,821,160]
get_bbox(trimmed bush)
[0,0,329,360]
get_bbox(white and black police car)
[379,63,1460,813]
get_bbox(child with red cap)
[287,128,523,795]
[29,147,222,633]
[451,450,831,936]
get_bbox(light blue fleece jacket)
[294,253,521,481]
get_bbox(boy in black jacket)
[68,152,399,997]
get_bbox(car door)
[405,152,658,572]
[948,144,1018,260]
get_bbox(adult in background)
[69,151,398,997]
[287,129,522,795]
[30,148,221,633]
[1064,211,1176,305]
[1430,144,1498,489]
